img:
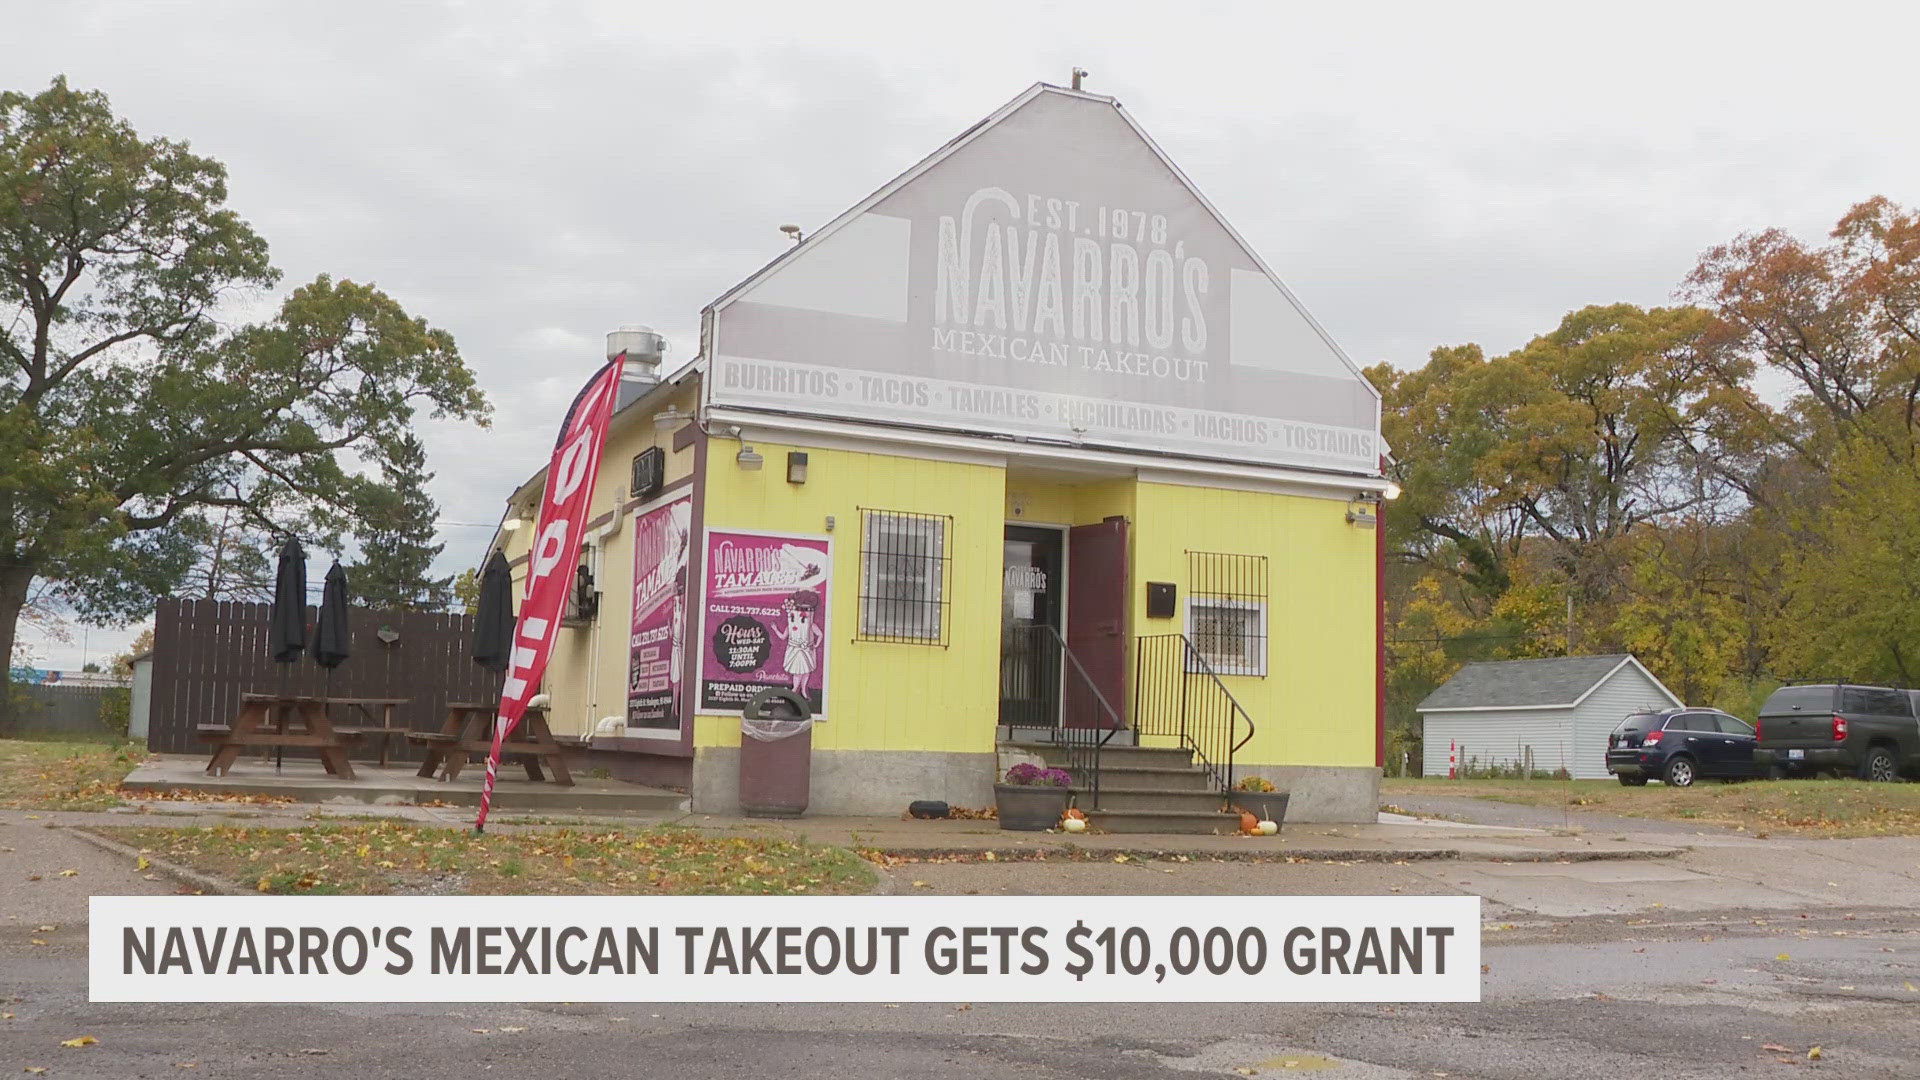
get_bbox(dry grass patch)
[94,820,876,895]
[0,738,144,810]
[1382,777,1920,837]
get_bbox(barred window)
[1186,551,1269,676]
[858,509,951,645]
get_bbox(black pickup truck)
[1754,683,1920,781]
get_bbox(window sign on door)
[1005,564,1046,621]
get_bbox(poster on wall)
[699,530,831,718]
[627,492,693,731]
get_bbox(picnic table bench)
[406,701,574,786]
[202,694,364,780]
[319,696,410,767]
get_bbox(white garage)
[1418,654,1682,780]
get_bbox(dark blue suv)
[1606,708,1760,787]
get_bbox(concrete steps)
[1003,740,1236,834]
[1076,785,1226,813]
[1083,808,1241,835]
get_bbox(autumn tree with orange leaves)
[1375,198,1920,768]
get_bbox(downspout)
[1376,455,1387,772]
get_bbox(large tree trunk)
[0,565,34,727]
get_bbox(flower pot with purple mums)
[995,762,1074,831]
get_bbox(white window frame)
[1185,596,1267,677]
[859,511,947,642]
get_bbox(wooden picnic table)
[320,696,411,767]
[407,701,574,787]
[200,694,363,780]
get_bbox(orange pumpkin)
[1063,807,1086,822]
[1238,810,1259,835]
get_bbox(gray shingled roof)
[1416,654,1634,711]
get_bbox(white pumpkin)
[1256,820,1278,836]
[1061,817,1088,834]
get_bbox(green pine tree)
[350,433,453,611]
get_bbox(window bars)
[857,509,952,645]
[1186,550,1269,676]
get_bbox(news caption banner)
[94,896,1479,1003]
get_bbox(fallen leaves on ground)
[92,821,873,896]
[0,740,145,810]
[129,787,297,806]
[59,1036,98,1048]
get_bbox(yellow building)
[493,83,1391,826]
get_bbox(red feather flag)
[476,352,627,832]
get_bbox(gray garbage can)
[738,688,813,818]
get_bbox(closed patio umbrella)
[269,537,308,663]
[472,549,515,674]
[267,537,309,771]
[313,561,352,768]
[314,562,352,670]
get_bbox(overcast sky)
[11,0,1919,669]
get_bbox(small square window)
[1186,550,1269,677]
[1186,598,1266,676]
[857,510,951,645]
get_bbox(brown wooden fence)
[147,597,500,761]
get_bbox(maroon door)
[1065,516,1128,728]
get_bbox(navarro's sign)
[706,84,1381,476]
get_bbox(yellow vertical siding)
[697,439,1006,754]
[1129,482,1375,769]
[508,406,1376,769]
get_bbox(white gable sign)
[706,85,1381,475]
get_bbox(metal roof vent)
[608,325,666,384]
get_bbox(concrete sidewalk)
[121,752,688,815]
[675,811,1684,862]
[15,794,1683,864]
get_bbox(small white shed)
[127,650,154,744]
[1418,654,1681,780]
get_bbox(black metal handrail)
[1132,633,1256,793]
[1001,624,1122,806]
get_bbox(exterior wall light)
[786,451,809,484]
[737,445,764,470]
[1346,497,1378,528]
[1382,481,1402,501]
